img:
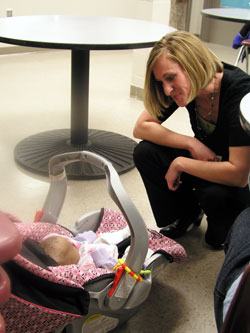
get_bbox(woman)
[133,31,250,248]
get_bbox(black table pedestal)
[14,49,137,179]
[14,129,137,179]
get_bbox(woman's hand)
[165,138,217,191]
[188,137,216,161]
[166,146,250,189]
[165,157,183,191]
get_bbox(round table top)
[240,92,250,136]
[201,8,250,23]
[0,15,175,50]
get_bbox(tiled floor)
[0,41,245,332]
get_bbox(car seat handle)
[41,151,149,309]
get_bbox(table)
[0,15,175,179]
[201,8,250,23]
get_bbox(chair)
[234,39,250,73]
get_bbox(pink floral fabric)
[13,221,113,287]
[1,208,186,332]
[0,295,81,333]
[13,209,186,286]
[147,228,186,263]
[96,208,128,234]
[99,208,187,263]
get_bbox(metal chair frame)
[234,39,250,73]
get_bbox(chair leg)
[246,47,249,73]
[235,45,245,66]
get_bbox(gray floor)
[0,42,245,332]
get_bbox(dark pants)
[214,207,250,331]
[133,140,250,246]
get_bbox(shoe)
[205,226,225,250]
[160,209,204,239]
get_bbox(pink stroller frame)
[0,151,187,332]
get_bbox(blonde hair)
[144,31,223,118]
[40,235,80,265]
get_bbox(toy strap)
[108,259,151,297]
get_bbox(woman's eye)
[166,75,175,82]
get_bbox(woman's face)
[152,54,191,107]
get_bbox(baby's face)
[41,236,80,265]
[57,238,80,265]
[65,242,80,265]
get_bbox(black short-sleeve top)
[158,62,250,161]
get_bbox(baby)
[40,227,154,270]
[40,232,119,270]
[40,235,80,265]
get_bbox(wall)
[221,0,250,8]
[130,0,192,99]
[130,0,171,99]
[0,0,135,18]
[189,0,204,35]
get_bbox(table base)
[14,129,137,179]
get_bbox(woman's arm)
[133,109,216,160]
[133,109,191,148]
[166,146,250,190]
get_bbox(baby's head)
[40,235,80,265]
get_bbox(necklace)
[194,76,217,140]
